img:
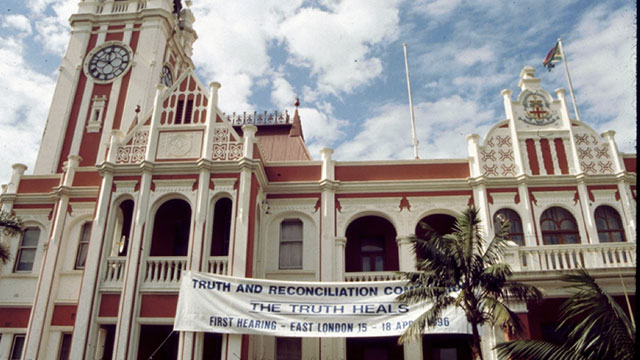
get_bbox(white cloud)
[413,0,462,16]
[297,106,347,156]
[271,76,297,109]
[279,0,400,95]
[566,4,636,152]
[29,0,76,56]
[455,46,494,66]
[0,36,56,184]
[2,15,32,35]
[334,96,494,160]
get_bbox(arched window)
[150,199,191,256]
[111,199,134,257]
[493,209,524,245]
[211,198,232,256]
[345,216,398,272]
[540,207,579,245]
[594,206,626,242]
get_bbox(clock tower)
[33,0,196,175]
[21,1,197,359]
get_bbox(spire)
[289,97,304,140]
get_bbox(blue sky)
[0,0,636,184]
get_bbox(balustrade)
[102,257,126,289]
[142,257,187,289]
[504,242,636,272]
[208,257,229,275]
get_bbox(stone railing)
[504,242,636,272]
[102,257,126,289]
[344,271,403,282]
[142,257,187,289]
[208,257,229,275]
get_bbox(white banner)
[174,271,470,337]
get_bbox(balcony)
[101,256,229,291]
[504,242,636,272]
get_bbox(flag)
[543,41,562,71]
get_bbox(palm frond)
[558,269,635,360]
[481,296,523,335]
[494,339,587,360]
[0,242,10,264]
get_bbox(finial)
[135,104,141,113]
[294,97,300,108]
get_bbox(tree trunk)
[470,323,484,360]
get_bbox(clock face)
[161,65,173,87]
[85,43,132,82]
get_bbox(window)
[75,222,92,269]
[594,206,626,242]
[360,237,384,272]
[14,227,40,272]
[58,333,72,360]
[540,207,579,245]
[279,220,303,269]
[493,209,524,245]
[150,199,192,256]
[10,334,26,360]
[276,337,301,360]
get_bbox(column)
[112,83,165,360]
[70,161,115,359]
[396,236,422,360]
[23,155,80,360]
[0,163,26,212]
[576,180,598,244]
[223,124,257,360]
[517,182,536,246]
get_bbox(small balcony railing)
[208,257,229,275]
[142,257,187,289]
[344,271,403,282]
[101,256,230,291]
[504,242,636,272]
[102,257,126,290]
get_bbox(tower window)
[175,99,184,124]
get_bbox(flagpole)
[557,38,581,121]
[403,42,420,159]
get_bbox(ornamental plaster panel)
[69,202,95,218]
[263,198,320,222]
[114,180,138,195]
[211,178,237,193]
[573,125,613,175]
[156,130,203,160]
[335,197,403,237]
[530,191,577,209]
[478,128,518,177]
[149,179,197,205]
[590,189,617,204]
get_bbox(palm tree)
[397,206,542,360]
[494,269,635,360]
[0,211,23,265]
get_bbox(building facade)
[0,1,635,359]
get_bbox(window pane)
[361,238,384,252]
[276,337,301,360]
[374,255,384,271]
[279,220,303,269]
[75,243,89,269]
[612,232,624,242]
[22,228,41,247]
[559,219,577,230]
[541,220,557,231]
[543,235,558,245]
[598,232,610,243]
[10,335,25,360]
[563,234,578,244]
[16,249,36,271]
